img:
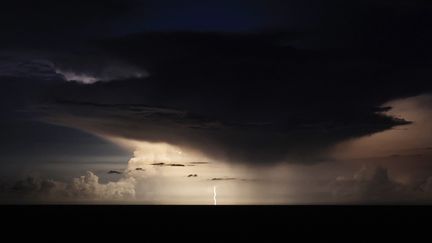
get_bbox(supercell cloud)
[1,0,432,204]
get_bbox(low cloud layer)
[8,171,136,202]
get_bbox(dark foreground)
[1,205,430,241]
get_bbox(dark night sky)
[1,0,432,203]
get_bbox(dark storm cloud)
[2,1,432,166]
[27,29,432,165]
[35,91,410,164]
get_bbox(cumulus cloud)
[12,177,66,196]
[1,141,245,203]
[3,142,211,203]
[331,166,432,203]
[420,177,432,192]
[66,171,136,200]
[9,171,136,202]
[331,166,402,201]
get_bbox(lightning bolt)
[213,186,217,205]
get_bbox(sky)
[1,0,432,204]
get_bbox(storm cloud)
[2,0,432,204]
[23,30,431,165]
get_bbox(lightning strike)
[213,186,217,205]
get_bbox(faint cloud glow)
[55,66,148,84]
[56,70,99,84]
